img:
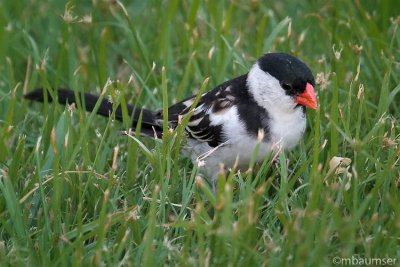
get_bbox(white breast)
[269,107,306,150]
[186,106,273,179]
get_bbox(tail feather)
[24,88,162,136]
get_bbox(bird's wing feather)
[155,82,239,147]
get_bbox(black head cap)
[257,53,315,96]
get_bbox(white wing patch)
[182,98,195,107]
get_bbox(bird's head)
[247,52,317,112]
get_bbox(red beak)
[295,82,317,109]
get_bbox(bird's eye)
[281,82,292,90]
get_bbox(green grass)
[0,1,399,266]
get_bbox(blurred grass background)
[0,0,399,266]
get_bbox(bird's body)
[25,53,317,183]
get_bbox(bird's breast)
[269,109,306,150]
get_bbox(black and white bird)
[25,52,317,183]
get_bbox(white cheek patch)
[247,63,297,112]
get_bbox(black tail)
[24,88,161,136]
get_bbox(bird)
[25,52,317,186]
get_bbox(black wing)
[25,74,258,145]
[155,74,248,147]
